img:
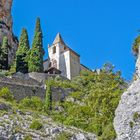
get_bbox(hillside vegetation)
[0,63,126,140]
[49,63,126,140]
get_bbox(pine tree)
[0,37,9,70]
[16,28,30,73]
[28,17,44,72]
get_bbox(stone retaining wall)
[0,75,72,101]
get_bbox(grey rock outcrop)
[0,107,97,140]
[114,47,140,140]
[0,0,18,65]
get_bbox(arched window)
[53,46,56,54]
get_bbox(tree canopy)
[16,28,30,73]
[0,37,9,70]
[28,17,44,72]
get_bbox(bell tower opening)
[52,46,56,54]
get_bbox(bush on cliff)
[132,35,140,57]
[0,87,14,101]
[29,119,43,130]
[19,96,43,111]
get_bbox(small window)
[64,46,67,50]
[53,46,56,54]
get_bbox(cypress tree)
[0,37,9,70]
[45,80,52,111]
[35,17,42,33]
[16,28,30,73]
[28,17,44,72]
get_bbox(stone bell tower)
[0,0,18,66]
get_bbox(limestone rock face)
[0,0,13,28]
[114,80,140,140]
[114,48,140,140]
[0,0,18,65]
[0,108,97,140]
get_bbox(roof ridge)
[53,33,65,45]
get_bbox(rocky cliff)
[0,102,97,140]
[114,47,140,140]
[0,0,18,65]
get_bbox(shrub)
[133,112,140,122]
[29,120,43,130]
[132,35,140,57]
[19,96,43,111]
[24,135,32,140]
[98,123,116,140]
[0,87,14,101]
[55,132,72,140]
[129,121,134,128]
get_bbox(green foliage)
[0,87,13,101]
[98,123,116,140]
[19,96,43,111]
[133,112,140,122]
[0,37,9,70]
[16,28,30,73]
[28,17,44,72]
[129,121,134,128]
[55,132,72,140]
[24,135,32,140]
[50,63,126,140]
[132,35,140,56]
[4,62,125,140]
[45,80,52,111]
[35,17,42,33]
[8,59,16,75]
[47,77,79,90]
[29,119,43,130]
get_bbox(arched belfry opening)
[53,46,56,54]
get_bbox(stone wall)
[25,72,68,83]
[0,81,45,101]
[0,74,72,101]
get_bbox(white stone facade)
[43,33,89,80]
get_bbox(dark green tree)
[0,37,9,70]
[28,17,44,72]
[45,80,52,111]
[16,28,30,73]
[35,17,42,33]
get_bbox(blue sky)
[12,0,140,80]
